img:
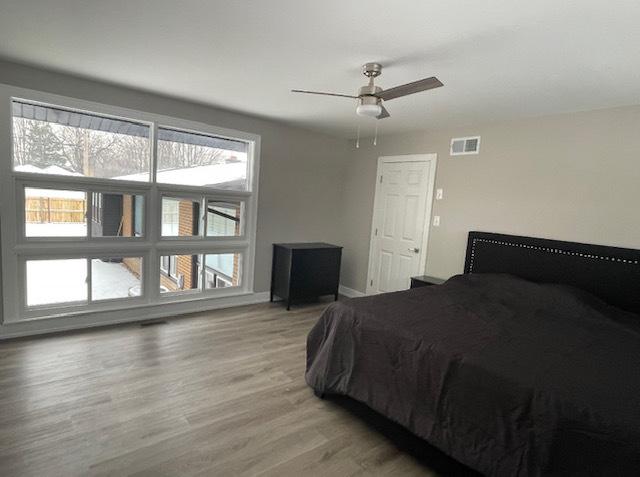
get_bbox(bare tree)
[158,140,225,170]
[13,117,229,178]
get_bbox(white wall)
[340,105,640,292]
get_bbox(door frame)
[365,154,438,295]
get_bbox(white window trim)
[0,84,261,325]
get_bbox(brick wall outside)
[121,195,139,284]
[176,255,195,289]
[160,272,180,292]
[176,200,196,289]
[178,200,196,237]
[231,254,240,286]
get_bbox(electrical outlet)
[435,188,443,200]
[433,215,441,227]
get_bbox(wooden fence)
[25,197,86,223]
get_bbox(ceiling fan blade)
[377,77,443,101]
[291,89,357,99]
[377,104,390,119]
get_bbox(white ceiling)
[1,0,639,138]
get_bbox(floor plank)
[0,299,475,476]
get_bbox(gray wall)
[340,105,640,292]
[0,60,351,293]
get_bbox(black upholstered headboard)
[464,231,640,315]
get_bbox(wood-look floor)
[0,299,475,476]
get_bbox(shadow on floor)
[326,395,482,476]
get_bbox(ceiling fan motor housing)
[358,93,381,107]
[363,62,382,78]
[360,63,383,106]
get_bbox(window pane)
[161,197,200,237]
[204,253,242,289]
[160,254,200,293]
[157,127,248,190]
[25,187,87,237]
[91,257,142,300]
[206,201,243,237]
[26,258,87,306]
[91,193,144,237]
[12,100,150,181]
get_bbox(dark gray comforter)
[305,273,640,476]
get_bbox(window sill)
[1,289,268,339]
[10,287,254,324]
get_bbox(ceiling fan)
[292,62,443,119]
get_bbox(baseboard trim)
[339,285,365,298]
[0,292,271,340]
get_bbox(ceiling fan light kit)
[356,102,382,118]
[292,62,443,144]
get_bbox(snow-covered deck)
[26,258,141,306]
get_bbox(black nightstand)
[270,243,342,310]
[410,275,446,289]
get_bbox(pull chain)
[373,120,378,146]
[356,124,360,149]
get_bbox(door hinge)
[370,279,373,286]
[379,175,383,183]
[374,228,378,236]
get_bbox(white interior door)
[367,155,437,294]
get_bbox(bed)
[306,231,640,476]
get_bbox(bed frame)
[464,231,640,315]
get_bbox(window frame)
[0,86,260,324]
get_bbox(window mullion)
[86,257,92,304]
[86,189,93,240]
[146,121,161,303]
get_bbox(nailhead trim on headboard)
[469,238,640,273]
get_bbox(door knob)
[408,247,420,253]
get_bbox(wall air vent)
[450,136,481,156]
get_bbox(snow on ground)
[25,187,85,199]
[91,259,141,300]
[26,258,87,306]
[26,258,140,306]
[25,223,87,237]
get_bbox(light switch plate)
[436,188,443,200]
[433,215,441,227]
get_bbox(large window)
[2,93,258,322]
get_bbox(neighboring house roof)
[13,100,149,138]
[16,164,83,177]
[116,160,248,189]
[16,159,248,193]
[13,100,248,152]
[24,188,85,199]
